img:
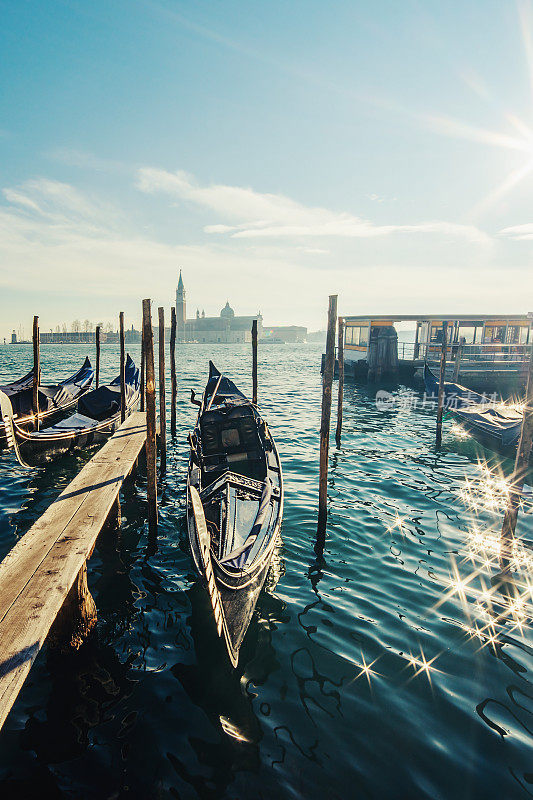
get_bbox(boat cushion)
[78,385,121,421]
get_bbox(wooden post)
[49,562,97,651]
[95,325,101,389]
[170,306,177,437]
[436,321,448,447]
[140,325,145,412]
[414,322,420,360]
[142,299,158,536]
[252,319,258,405]
[32,315,40,430]
[158,306,166,473]
[119,312,126,423]
[335,317,344,447]
[452,336,465,383]
[499,343,533,573]
[317,295,338,535]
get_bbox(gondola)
[2,355,139,466]
[0,357,94,446]
[424,363,523,452]
[187,361,283,667]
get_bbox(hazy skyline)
[2,0,533,340]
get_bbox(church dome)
[220,301,235,319]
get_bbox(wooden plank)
[0,411,146,731]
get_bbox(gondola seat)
[200,406,266,481]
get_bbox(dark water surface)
[0,342,532,799]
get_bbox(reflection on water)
[0,342,532,798]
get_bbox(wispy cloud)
[47,147,127,173]
[3,178,119,228]
[137,167,490,244]
[499,223,533,240]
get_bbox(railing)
[399,341,531,366]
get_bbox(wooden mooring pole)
[317,295,338,536]
[335,316,344,447]
[252,319,258,405]
[32,315,40,431]
[170,306,177,438]
[436,320,448,447]
[119,312,126,424]
[95,325,101,389]
[452,336,465,383]
[140,325,145,413]
[142,299,158,536]
[499,343,533,574]
[158,306,166,473]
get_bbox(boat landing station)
[328,313,533,391]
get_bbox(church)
[176,271,263,343]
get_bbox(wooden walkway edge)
[0,411,147,732]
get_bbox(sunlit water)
[0,342,532,799]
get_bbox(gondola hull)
[187,362,283,667]
[5,355,139,466]
[0,357,94,449]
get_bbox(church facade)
[175,271,263,343]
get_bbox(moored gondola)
[2,355,139,466]
[187,361,283,667]
[0,357,94,447]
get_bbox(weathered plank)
[0,411,146,731]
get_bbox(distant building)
[175,271,262,343]
[262,325,307,343]
[11,330,16,344]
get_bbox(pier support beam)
[142,299,158,537]
[252,319,258,405]
[170,306,177,438]
[436,321,448,447]
[367,326,398,382]
[119,311,126,424]
[158,306,166,473]
[32,315,40,430]
[452,336,465,383]
[335,316,344,447]
[499,343,533,573]
[318,295,337,538]
[95,325,101,389]
[140,325,145,412]
[49,562,97,651]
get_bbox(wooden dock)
[0,411,147,732]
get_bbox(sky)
[1,0,533,339]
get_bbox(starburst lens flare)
[442,461,533,651]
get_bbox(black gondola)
[2,355,139,466]
[0,357,94,446]
[187,361,283,667]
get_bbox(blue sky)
[1,0,533,339]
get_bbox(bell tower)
[176,269,186,341]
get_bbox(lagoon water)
[0,342,532,799]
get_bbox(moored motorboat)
[187,361,283,667]
[0,357,94,447]
[3,355,139,466]
[423,363,523,452]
